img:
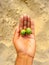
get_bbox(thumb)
[14,24,20,38]
[13,25,19,44]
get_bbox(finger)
[23,15,28,29]
[14,25,20,37]
[13,25,19,44]
[19,16,24,31]
[28,16,31,28]
[31,20,35,34]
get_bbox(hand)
[13,15,36,57]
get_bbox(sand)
[0,0,49,65]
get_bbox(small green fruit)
[20,29,26,36]
[26,28,32,34]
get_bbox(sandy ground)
[0,0,49,65]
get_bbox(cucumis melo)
[20,29,26,36]
[20,28,32,36]
[26,28,32,34]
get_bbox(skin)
[13,15,36,65]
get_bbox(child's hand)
[13,15,36,57]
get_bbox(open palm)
[13,15,36,57]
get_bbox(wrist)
[18,52,34,59]
[16,52,34,65]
